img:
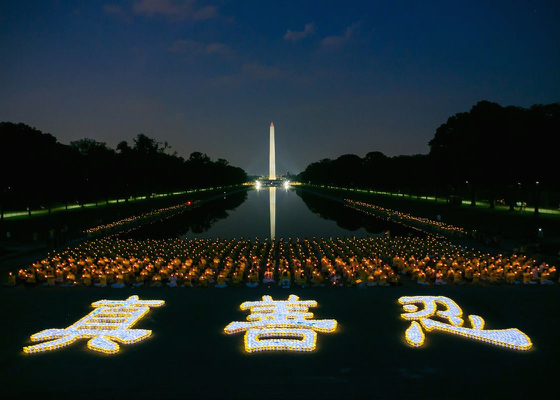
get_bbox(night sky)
[1,1,559,175]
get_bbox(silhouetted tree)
[299,100,560,209]
[0,122,247,215]
[429,101,559,207]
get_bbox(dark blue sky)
[1,0,559,175]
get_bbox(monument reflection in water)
[270,187,276,239]
[169,185,378,240]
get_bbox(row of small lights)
[345,199,469,238]
[84,200,199,234]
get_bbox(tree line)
[298,101,560,211]
[0,122,247,215]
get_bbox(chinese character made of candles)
[23,295,164,355]
[224,295,337,353]
[398,295,532,351]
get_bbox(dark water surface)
[126,188,419,240]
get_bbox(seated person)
[24,269,36,286]
[263,268,275,283]
[447,268,455,281]
[411,266,420,281]
[150,273,163,287]
[4,272,16,287]
[166,274,178,288]
[54,269,64,283]
[312,270,324,287]
[199,274,209,288]
[505,269,518,285]
[379,272,389,287]
[489,270,500,285]
[471,270,481,284]
[523,269,535,285]
[464,267,473,282]
[18,269,27,283]
[215,273,228,288]
[330,271,341,287]
[111,274,126,288]
[279,269,291,288]
[373,267,382,283]
[133,273,145,288]
[82,272,92,287]
[231,272,243,286]
[453,269,466,285]
[296,272,308,288]
[435,269,447,285]
[61,271,75,287]
[205,268,215,284]
[246,270,259,288]
[181,274,193,288]
[417,270,429,286]
[105,271,115,285]
[546,265,556,281]
[389,271,400,286]
[94,273,108,287]
[540,269,554,285]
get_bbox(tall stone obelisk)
[269,122,276,180]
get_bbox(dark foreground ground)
[0,284,558,400]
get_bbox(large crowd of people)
[3,236,557,288]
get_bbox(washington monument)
[269,122,276,180]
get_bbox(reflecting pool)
[183,187,375,239]
[125,188,421,240]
